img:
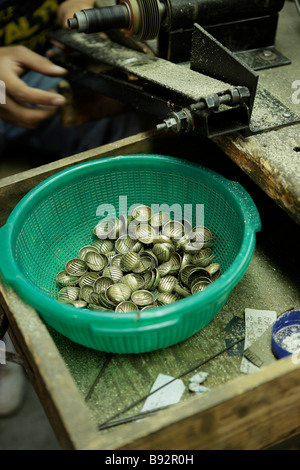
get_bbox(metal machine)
[68,0,285,59]
[51,0,299,138]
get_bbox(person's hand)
[0,46,67,129]
[58,0,96,28]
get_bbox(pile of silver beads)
[55,206,221,315]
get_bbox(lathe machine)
[50,0,299,138]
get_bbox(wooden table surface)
[214,1,300,225]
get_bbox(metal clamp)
[156,87,251,134]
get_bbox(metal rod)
[85,353,113,402]
[97,405,170,430]
[97,336,245,431]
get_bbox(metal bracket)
[249,87,300,135]
[190,23,258,118]
[235,46,291,71]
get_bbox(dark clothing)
[0,0,64,53]
[0,1,144,163]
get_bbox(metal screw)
[260,49,276,61]
[263,50,272,57]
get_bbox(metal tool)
[67,0,290,66]
[68,0,285,41]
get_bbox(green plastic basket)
[0,155,261,353]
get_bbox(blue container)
[272,310,300,359]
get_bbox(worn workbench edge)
[0,275,101,450]
[213,127,300,226]
[103,355,300,450]
[2,124,300,230]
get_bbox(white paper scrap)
[189,371,209,384]
[141,373,185,412]
[189,383,210,394]
[240,308,277,374]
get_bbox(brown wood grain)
[213,126,300,226]
[4,266,299,451]
[117,358,300,450]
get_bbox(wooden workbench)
[0,1,300,451]
[214,1,300,225]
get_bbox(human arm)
[0,46,67,129]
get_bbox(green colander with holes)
[0,155,261,353]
